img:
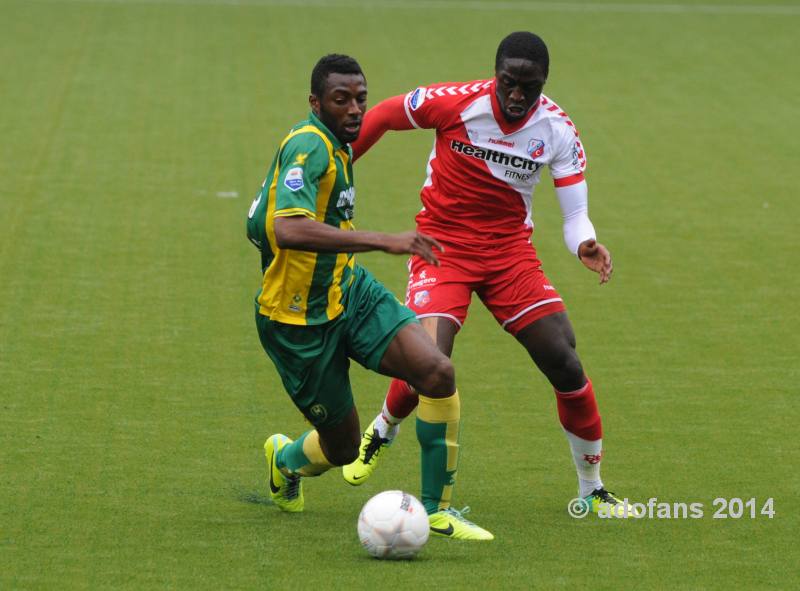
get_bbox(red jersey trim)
[553,173,585,187]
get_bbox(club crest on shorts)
[527,138,545,158]
[413,290,431,307]
[308,404,328,425]
[288,293,303,312]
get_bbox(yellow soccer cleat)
[343,419,392,486]
[428,507,494,540]
[582,488,640,518]
[264,434,304,512]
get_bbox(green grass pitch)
[1,0,798,588]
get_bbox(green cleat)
[428,507,494,540]
[582,488,640,518]
[342,419,392,486]
[264,434,303,512]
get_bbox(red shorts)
[404,239,566,336]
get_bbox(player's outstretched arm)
[578,239,613,284]
[274,216,442,265]
[351,95,414,161]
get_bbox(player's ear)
[309,93,320,115]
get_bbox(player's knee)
[418,355,455,396]
[543,347,584,389]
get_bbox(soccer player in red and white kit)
[343,32,636,539]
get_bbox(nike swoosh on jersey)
[430,523,455,536]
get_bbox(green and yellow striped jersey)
[247,112,357,325]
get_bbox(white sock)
[374,406,400,440]
[563,429,604,497]
[579,478,604,498]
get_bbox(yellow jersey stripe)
[325,222,355,320]
[259,127,334,323]
[335,148,350,184]
[274,207,315,219]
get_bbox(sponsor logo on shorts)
[543,284,555,291]
[409,87,426,110]
[527,138,545,158]
[409,276,437,290]
[414,290,431,307]
[284,167,304,191]
[308,404,328,425]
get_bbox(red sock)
[554,379,603,440]
[384,378,419,421]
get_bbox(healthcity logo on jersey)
[449,139,542,172]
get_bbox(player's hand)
[578,239,613,284]
[385,231,444,266]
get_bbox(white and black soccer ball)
[357,490,429,559]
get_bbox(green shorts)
[255,265,417,428]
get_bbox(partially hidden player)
[342,32,637,528]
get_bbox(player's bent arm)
[554,179,596,257]
[273,216,442,264]
[351,95,414,161]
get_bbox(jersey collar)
[309,111,343,150]
[489,78,540,135]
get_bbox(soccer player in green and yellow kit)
[247,54,492,539]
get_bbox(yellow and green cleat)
[342,419,392,486]
[582,488,640,518]
[264,434,303,512]
[428,507,494,540]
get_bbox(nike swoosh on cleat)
[351,474,366,480]
[430,523,454,536]
[268,454,281,494]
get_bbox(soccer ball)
[357,490,429,559]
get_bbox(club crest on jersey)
[527,138,545,159]
[413,290,431,308]
[284,167,304,191]
[409,87,427,111]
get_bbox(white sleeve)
[555,180,596,256]
[549,119,587,181]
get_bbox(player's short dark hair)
[495,32,549,77]
[310,54,364,97]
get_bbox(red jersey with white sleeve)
[352,79,587,248]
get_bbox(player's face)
[310,73,367,144]
[495,58,547,122]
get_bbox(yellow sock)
[416,391,460,513]
[279,430,335,477]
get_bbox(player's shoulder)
[280,120,333,161]
[535,94,581,136]
[406,78,493,108]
